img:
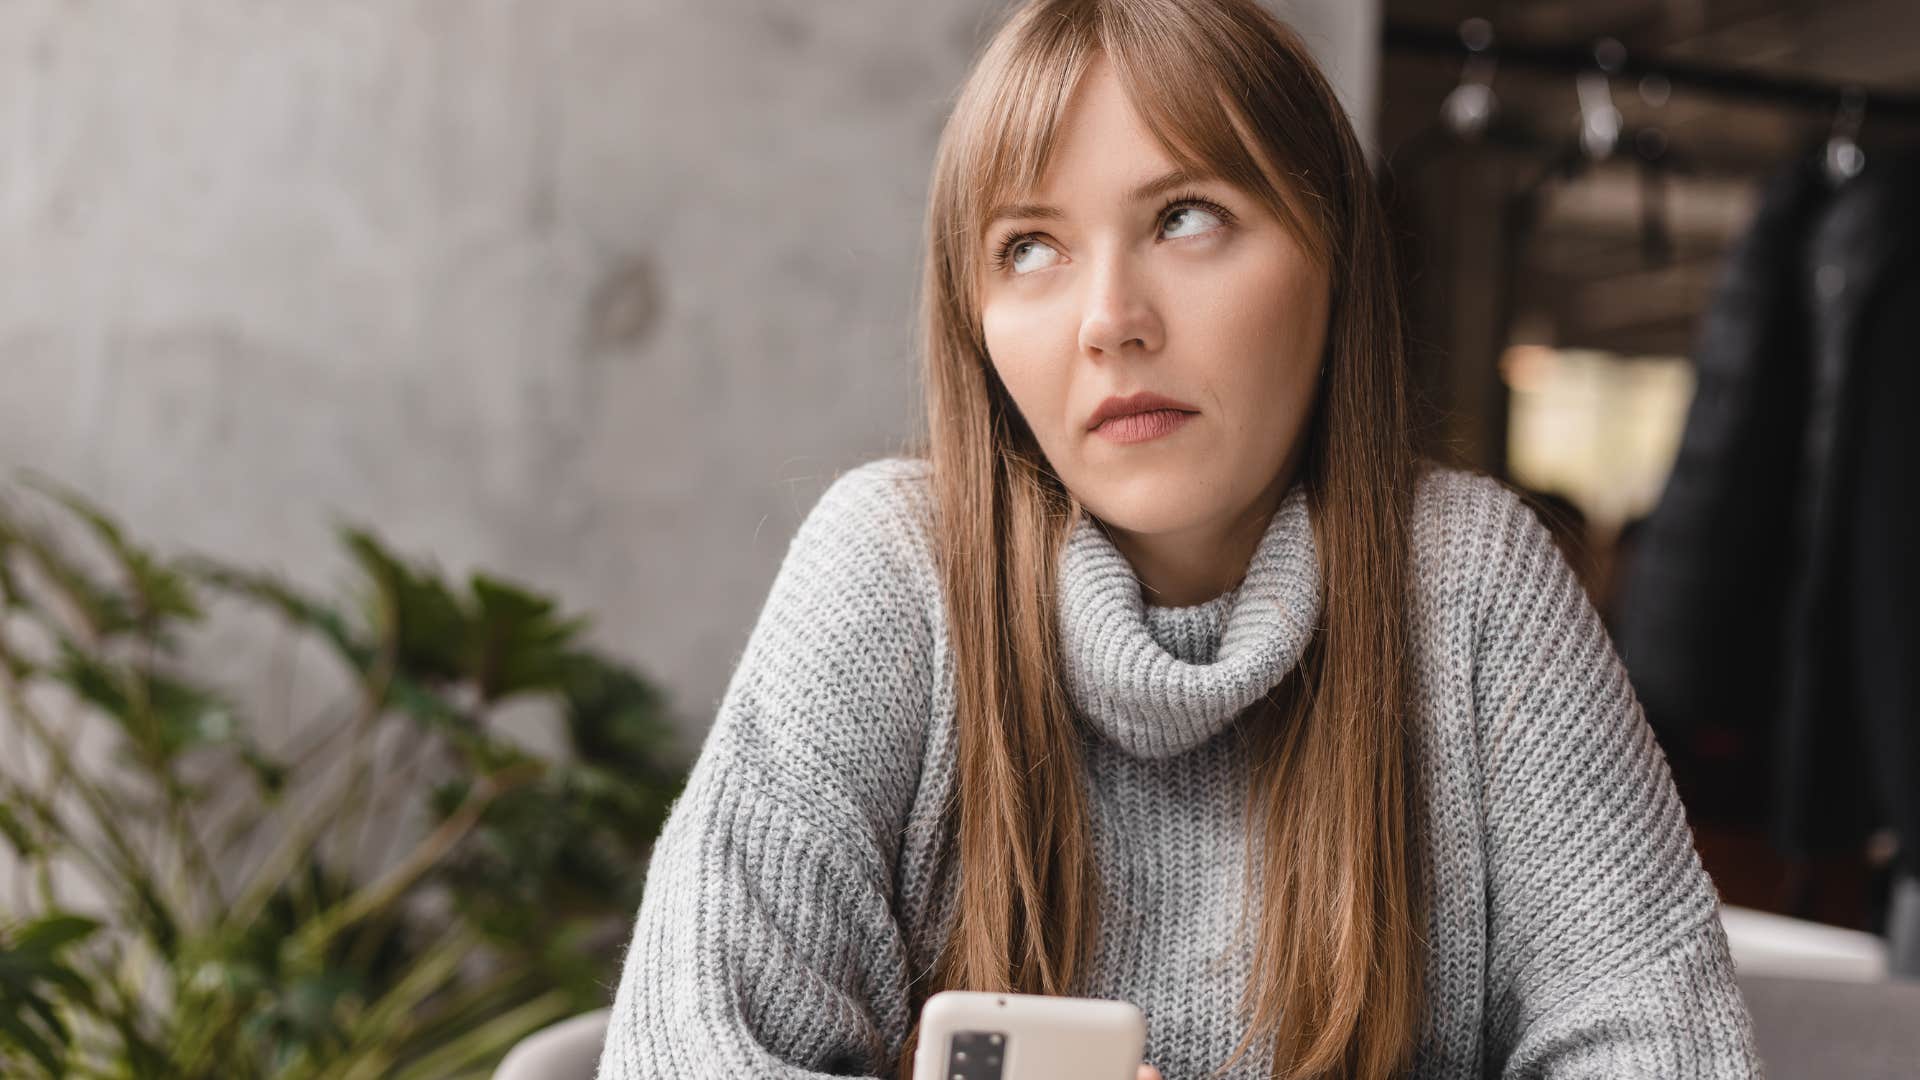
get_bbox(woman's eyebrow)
[981,167,1216,235]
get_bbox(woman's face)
[976,55,1329,542]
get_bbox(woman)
[597,0,1763,1077]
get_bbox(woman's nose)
[1077,253,1162,358]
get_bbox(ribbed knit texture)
[596,456,1764,1079]
[1058,482,1318,760]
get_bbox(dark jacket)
[1616,137,1920,875]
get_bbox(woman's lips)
[1091,408,1195,444]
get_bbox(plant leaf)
[467,575,588,703]
[0,804,39,859]
[183,559,374,674]
[12,914,101,954]
[20,472,203,633]
[343,528,469,683]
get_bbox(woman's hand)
[1137,1066,1162,1080]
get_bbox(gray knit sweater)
[597,456,1764,1079]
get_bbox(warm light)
[1498,344,1560,394]
[1504,347,1695,532]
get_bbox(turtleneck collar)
[1055,482,1321,759]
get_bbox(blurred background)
[1377,0,1920,953]
[0,1,1915,1077]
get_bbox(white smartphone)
[910,989,1147,1080]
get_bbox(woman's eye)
[1007,238,1061,275]
[997,199,1228,277]
[1162,204,1223,239]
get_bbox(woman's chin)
[1076,483,1214,538]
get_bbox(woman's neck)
[1103,461,1298,608]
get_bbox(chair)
[1738,971,1920,1079]
[493,1008,610,1080]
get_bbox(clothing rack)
[1384,22,1920,123]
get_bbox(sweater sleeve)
[596,460,939,1079]
[1469,482,1764,1079]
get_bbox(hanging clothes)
[1615,136,1920,880]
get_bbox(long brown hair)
[895,1,1426,1076]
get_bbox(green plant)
[0,474,687,1078]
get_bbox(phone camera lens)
[947,1030,1007,1079]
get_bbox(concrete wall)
[1,0,1376,755]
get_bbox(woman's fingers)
[1136,1066,1162,1080]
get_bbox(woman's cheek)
[983,348,1059,448]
